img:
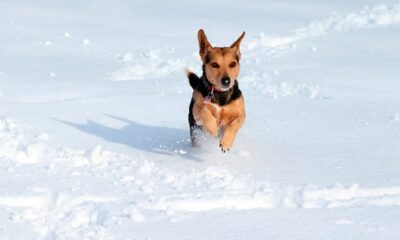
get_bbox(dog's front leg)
[220,116,244,152]
[195,107,219,137]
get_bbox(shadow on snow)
[53,114,203,161]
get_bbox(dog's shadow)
[53,114,203,161]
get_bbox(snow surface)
[1,0,400,239]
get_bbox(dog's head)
[197,29,245,91]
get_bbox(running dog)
[186,29,245,152]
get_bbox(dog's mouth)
[213,83,231,92]
[217,85,231,92]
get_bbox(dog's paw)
[219,135,234,153]
[219,143,230,153]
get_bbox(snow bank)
[0,118,48,164]
[111,49,186,81]
[246,3,400,50]
[0,117,120,166]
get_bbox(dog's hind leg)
[189,125,202,147]
[189,98,201,147]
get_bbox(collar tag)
[203,95,212,104]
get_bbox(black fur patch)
[188,72,200,90]
[205,53,211,64]
[212,82,241,106]
[188,98,201,143]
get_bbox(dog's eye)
[229,62,237,68]
[211,62,220,69]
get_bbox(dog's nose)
[221,77,230,87]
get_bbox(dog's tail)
[185,68,200,90]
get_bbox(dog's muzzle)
[221,77,231,88]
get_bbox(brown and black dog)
[186,29,246,152]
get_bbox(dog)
[186,29,246,153]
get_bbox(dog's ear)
[230,31,245,58]
[231,32,246,59]
[198,29,212,61]
[230,31,245,49]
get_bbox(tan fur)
[219,95,245,150]
[192,90,245,150]
[191,29,246,151]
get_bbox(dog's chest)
[192,90,243,127]
[208,101,223,118]
[199,100,232,125]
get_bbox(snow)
[111,49,186,81]
[1,0,400,239]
